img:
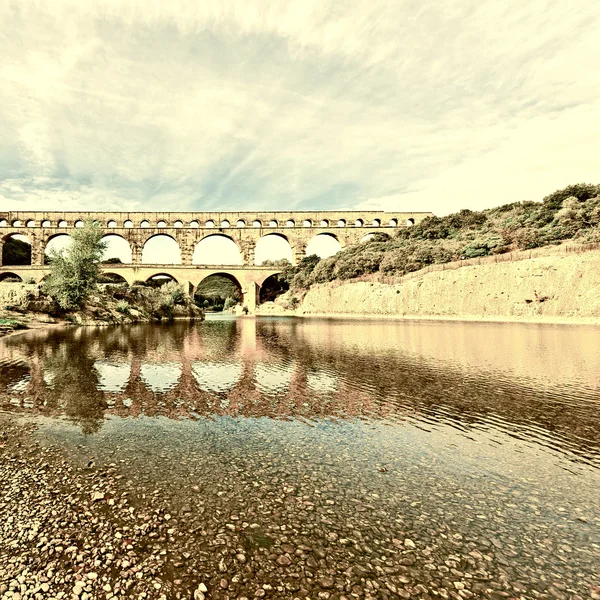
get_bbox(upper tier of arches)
[0,216,420,230]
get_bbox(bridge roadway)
[0,209,432,310]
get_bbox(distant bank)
[259,244,600,325]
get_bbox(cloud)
[0,0,599,216]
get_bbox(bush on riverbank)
[282,183,600,291]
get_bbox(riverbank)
[0,282,204,338]
[283,245,600,325]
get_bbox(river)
[1,316,599,599]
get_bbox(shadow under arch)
[142,233,182,265]
[194,272,243,311]
[259,272,289,304]
[1,232,32,266]
[0,271,24,282]
[192,234,242,266]
[254,232,293,266]
[99,272,129,284]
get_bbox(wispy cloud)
[1,0,599,215]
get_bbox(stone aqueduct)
[0,210,432,310]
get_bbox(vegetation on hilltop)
[281,183,600,292]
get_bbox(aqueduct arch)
[0,209,432,312]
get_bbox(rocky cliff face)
[297,248,600,323]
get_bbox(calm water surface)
[1,317,599,597]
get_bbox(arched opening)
[286,220,295,227]
[192,235,242,266]
[259,273,289,304]
[372,219,381,227]
[355,219,364,227]
[0,220,7,227]
[194,273,243,312]
[268,220,278,228]
[102,235,132,264]
[303,219,312,227]
[337,219,346,227]
[320,219,329,227]
[406,218,415,227]
[173,220,183,228]
[44,234,72,262]
[98,272,128,284]
[157,220,167,228]
[205,220,215,228]
[140,220,150,228]
[107,220,117,228]
[254,234,292,266]
[0,272,23,283]
[41,220,51,227]
[2,234,31,265]
[124,220,134,228]
[146,273,178,287]
[389,218,398,227]
[360,232,391,243]
[26,220,36,228]
[236,220,246,228]
[74,220,84,228]
[190,220,199,228]
[253,220,262,228]
[12,220,22,227]
[220,220,230,228]
[142,235,181,264]
[305,233,342,258]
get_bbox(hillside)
[281,183,600,295]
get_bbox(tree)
[43,221,108,309]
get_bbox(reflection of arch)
[0,272,23,282]
[102,234,132,263]
[94,360,130,392]
[140,362,182,393]
[2,233,32,265]
[142,234,181,264]
[192,361,243,392]
[254,233,292,265]
[192,234,242,266]
[254,363,294,396]
[305,233,342,258]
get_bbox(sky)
[1,0,599,218]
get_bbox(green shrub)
[224,296,236,309]
[115,300,130,314]
[42,221,107,309]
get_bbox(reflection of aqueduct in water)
[0,320,387,424]
[0,210,431,310]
